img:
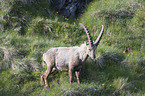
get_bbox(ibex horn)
[94,25,104,46]
[79,23,93,47]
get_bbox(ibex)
[41,23,104,88]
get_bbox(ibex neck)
[82,54,89,63]
[79,44,89,63]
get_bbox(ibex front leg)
[69,68,73,84]
[75,71,80,84]
[74,64,82,84]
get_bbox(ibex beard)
[41,23,104,88]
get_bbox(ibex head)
[80,23,104,61]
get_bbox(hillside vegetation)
[0,0,145,96]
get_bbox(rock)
[51,0,91,18]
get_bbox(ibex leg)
[75,71,80,84]
[41,74,45,86]
[69,68,73,84]
[43,66,52,88]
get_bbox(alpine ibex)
[41,23,104,88]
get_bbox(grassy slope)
[0,0,145,96]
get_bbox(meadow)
[0,0,144,95]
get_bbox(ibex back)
[41,23,104,88]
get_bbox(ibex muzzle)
[41,23,104,88]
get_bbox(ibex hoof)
[41,84,45,86]
[44,85,49,89]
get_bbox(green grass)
[0,0,145,96]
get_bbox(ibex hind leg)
[44,66,52,88]
[41,60,45,86]
[40,60,50,87]
[41,72,51,87]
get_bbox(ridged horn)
[80,23,93,47]
[94,25,104,46]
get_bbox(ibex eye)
[89,49,92,51]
